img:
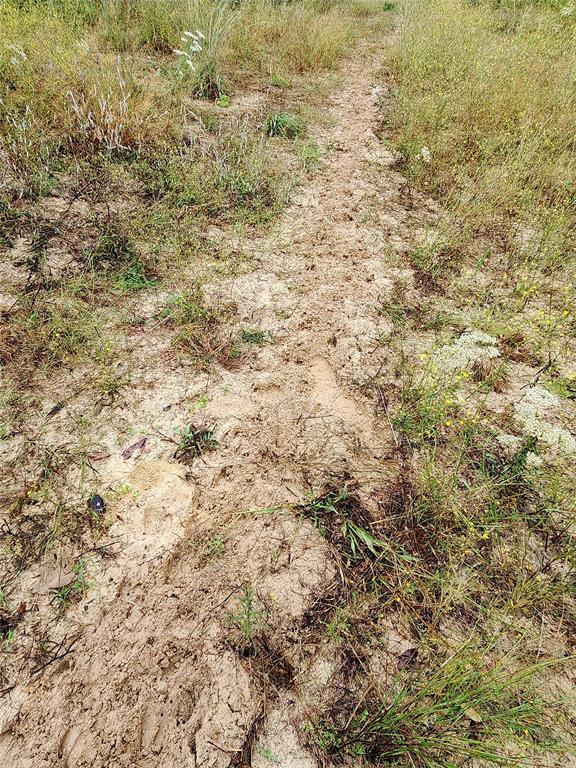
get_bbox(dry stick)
[30,635,79,676]
[375,384,400,448]
[187,586,241,640]
[519,351,554,390]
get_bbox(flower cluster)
[174,30,204,71]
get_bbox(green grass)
[386,0,576,279]
[312,645,566,766]
[265,111,305,140]
[238,327,272,345]
[52,559,90,608]
[174,423,219,462]
[226,583,266,651]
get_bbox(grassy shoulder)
[325,1,576,764]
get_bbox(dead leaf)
[122,437,147,460]
[89,450,111,461]
[465,707,483,723]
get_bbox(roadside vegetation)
[328,0,575,763]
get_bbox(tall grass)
[0,0,354,199]
[387,0,576,271]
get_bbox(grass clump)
[226,583,266,652]
[52,559,90,608]
[160,286,240,368]
[265,111,305,139]
[174,422,218,462]
[238,327,272,345]
[312,646,564,766]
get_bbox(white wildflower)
[514,386,576,456]
[525,452,543,469]
[420,145,431,163]
[434,330,499,374]
[174,29,204,72]
[560,5,574,16]
[496,433,522,454]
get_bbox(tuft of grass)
[238,327,272,346]
[160,287,210,327]
[312,645,566,766]
[114,259,156,292]
[265,111,305,140]
[227,583,266,652]
[173,3,237,99]
[297,139,322,173]
[174,422,218,462]
[52,559,90,608]
[160,287,239,368]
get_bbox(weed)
[545,372,576,401]
[88,217,136,273]
[174,423,218,462]
[160,288,210,327]
[299,484,412,571]
[270,73,290,88]
[391,369,462,445]
[0,198,23,247]
[238,327,272,345]
[265,111,304,140]
[325,606,351,642]
[52,559,90,608]
[297,140,322,172]
[204,532,228,559]
[114,260,156,292]
[227,584,266,652]
[94,352,127,401]
[257,746,281,764]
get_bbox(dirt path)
[0,43,430,768]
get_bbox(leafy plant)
[227,584,266,650]
[174,423,218,462]
[114,259,156,292]
[238,327,271,345]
